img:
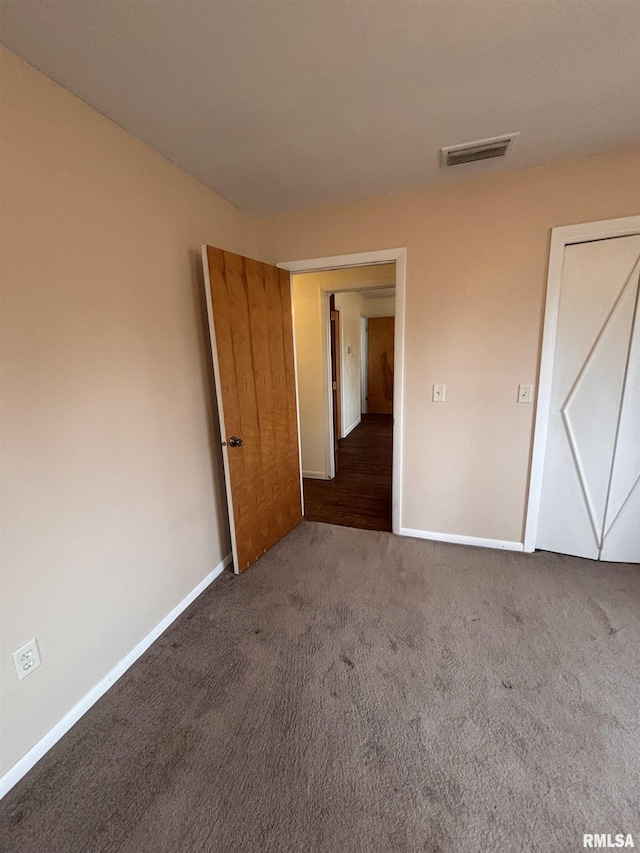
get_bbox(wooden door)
[202,246,302,573]
[537,235,640,561]
[367,317,394,415]
[330,295,341,473]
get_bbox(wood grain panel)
[367,316,394,415]
[204,246,302,572]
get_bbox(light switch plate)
[433,384,446,402]
[518,384,533,404]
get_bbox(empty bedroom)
[1,2,639,851]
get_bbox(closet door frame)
[523,215,640,553]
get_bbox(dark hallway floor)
[303,413,392,531]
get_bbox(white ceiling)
[1,1,639,216]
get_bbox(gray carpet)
[2,521,639,852]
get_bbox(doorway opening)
[291,264,396,532]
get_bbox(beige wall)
[292,275,327,477]
[292,266,395,478]
[362,296,395,319]
[0,48,256,775]
[259,147,640,542]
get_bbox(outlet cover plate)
[12,637,42,681]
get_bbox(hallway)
[303,414,392,531]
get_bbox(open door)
[202,246,303,573]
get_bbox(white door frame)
[523,216,640,553]
[360,315,368,415]
[278,248,407,535]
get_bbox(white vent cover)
[441,133,520,167]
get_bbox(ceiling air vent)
[441,133,519,167]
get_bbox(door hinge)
[330,311,338,322]
[332,381,337,391]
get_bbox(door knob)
[229,436,244,447]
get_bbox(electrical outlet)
[518,384,533,404]
[432,384,446,402]
[12,637,42,681]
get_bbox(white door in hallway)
[537,235,640,562]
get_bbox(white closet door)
[537,236,640,560]
[600,288,640,563]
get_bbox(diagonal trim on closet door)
[526,217,640,558]
[559,414,602,547]
[601,473,640,545]
[560,255,640,547]
[600,260,640,552]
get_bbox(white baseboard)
[342,416,361,438]
[302,469,327,480]
[0,552,232,800]
[400,527,524,552]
